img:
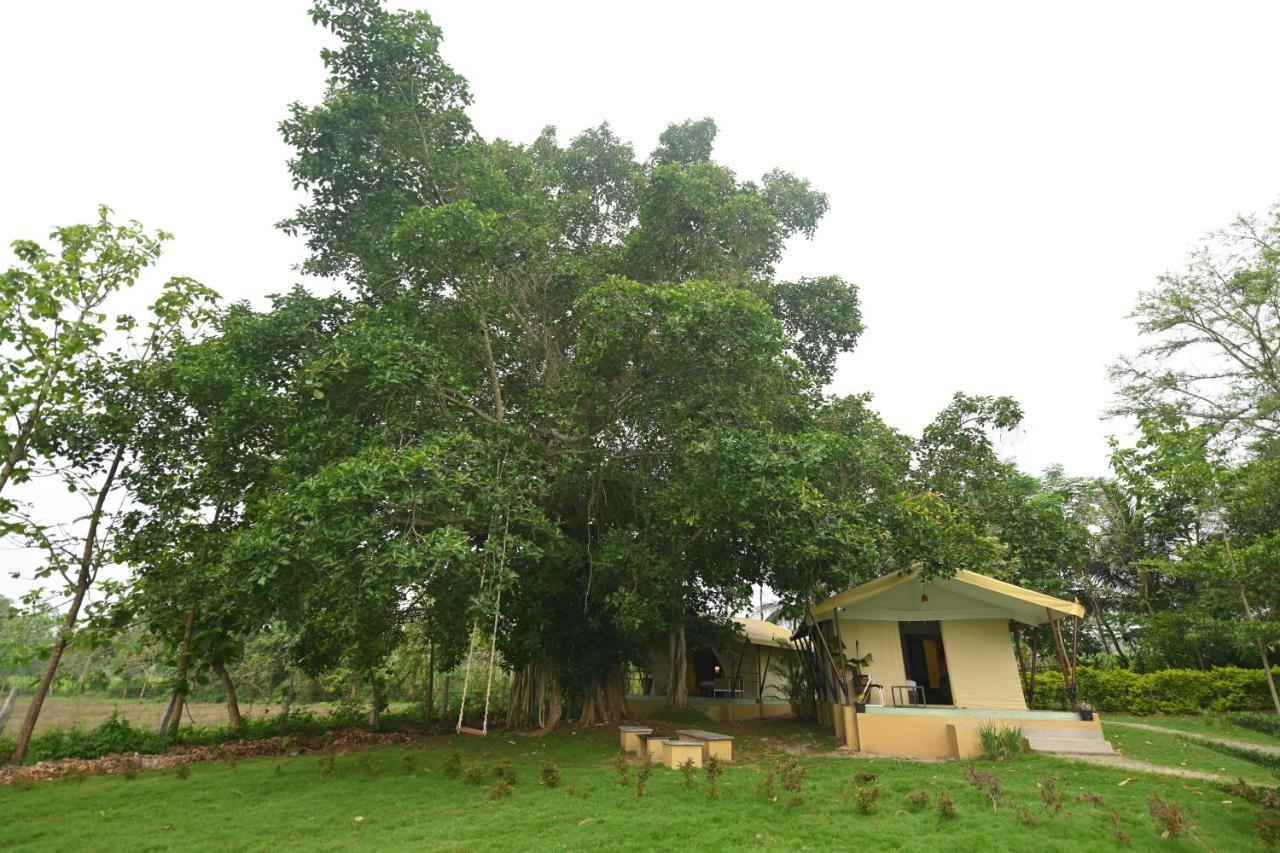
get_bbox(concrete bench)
[635,732,675,764]
[676,729,735,762]
[661,739,705,769]
[618,725,653,754]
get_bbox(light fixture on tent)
[920,587,929,603]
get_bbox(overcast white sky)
[3,2,1280,599]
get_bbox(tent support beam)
[1046,607,1075,706]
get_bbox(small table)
[891,685,927,707]
[677,729,735,762]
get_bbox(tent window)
[898,621,953,705]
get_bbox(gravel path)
[1106,720,1280,755]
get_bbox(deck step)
[1024,728,1115,755]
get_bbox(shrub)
[490,778,513,801]
[1148,793,1192,839]
[402,752,419,775]
[855,784,880,815]
[1031,666,1280,714]
[540,759,561,788]
[492,758,516,786]
[964,763,1003,811]
[976,723,1023,760]
[358,752,378,776]
[612,751,631,786]
[318,748,337,775]
[442,751,462,779]
[679,758,697,790]
[636,762,652,797]
[120,756,140,780]
[462,763,487,784]
[1039,774,1063,814]
[905,789,930,811]
[705,756,723,799]
[937,788,957,819]
[852,769,877,784]
[1222,778,1280,848]
[777,757,807,809]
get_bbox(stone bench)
[676,728,735,762]
[635,732,675,764]
[661,739,705,769]
[618,725,653,754]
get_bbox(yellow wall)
[940,619,1027,710]
[852,712,1105,760]
[837,618,906,698]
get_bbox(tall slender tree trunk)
[0,686,18,736]
[424,641,436,721]
[212,658,243,734]
[439,674,450,722]
[368,667,383,730]
[1239,586,1280,715]
[160,609,197,737]
[10,444,124,764]
[280,682,296,732]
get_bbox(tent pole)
[1046,607,1074,707]
[831,607,850,704]
[1070,610,1081,703]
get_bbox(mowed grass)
[1103,722,1279,786]
[0,718,1269,852]
[1107,713,1280,747]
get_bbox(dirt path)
[1106,720,1280,755]
[1055,752,1235,783]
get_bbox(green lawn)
[1107,713,1280,747]
[0,718,1268,851]
[1103,721,1278,785]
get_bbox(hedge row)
[1029,666,1280,715]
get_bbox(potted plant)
[1077,701,1094,721]
[847,651,874,712]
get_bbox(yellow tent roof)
[731,617,795,648]
[810,567,1085,625]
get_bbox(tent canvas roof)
[810,568,1085,625]
[731,617,795,648]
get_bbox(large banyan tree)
[121,0,1066,727]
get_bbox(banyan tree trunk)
[578,668,628,725]
[667,626,688,708]
[507,663,564,730]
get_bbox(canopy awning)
[810,567,1085,625]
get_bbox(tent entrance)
[898,621,952,705]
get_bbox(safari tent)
[802,567,1111,759]
[628,617,797,722]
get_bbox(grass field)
[1,717,1270,851]
[1103,721,1278,785]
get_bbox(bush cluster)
[1031,666,1280,714]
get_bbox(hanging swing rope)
[456,516,510,737]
